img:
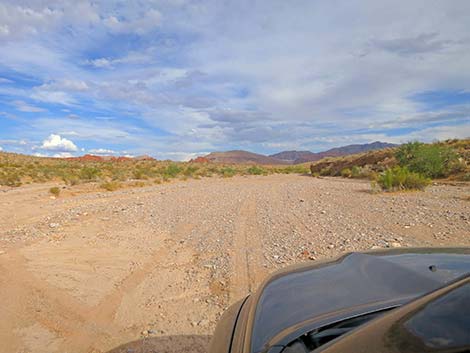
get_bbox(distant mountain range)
[204,141,397,165]
[204,150,291,165]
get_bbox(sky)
[0,0,469,160]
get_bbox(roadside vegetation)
[0,153,310,190]
[374,166,430,191]
[1,139,468,193]
[309,139,470,191]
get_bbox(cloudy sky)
[0,0,469,160]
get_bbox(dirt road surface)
[1,175,469,353]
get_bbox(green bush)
[183,165,199,177]
[395,142,457,178]
[319,167,332,176]
[247,166,267,175]
[79,166,100,181]
[377,166,430,191]
[49,187,61,196]
[164,164,182,178]
[351,166,361,178]
[220,167,236,178]
[340,168,352,178]
[273,165,309,174]
[132,169,147,180]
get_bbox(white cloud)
[0,145,3,151]
[33,152,48,157]
[0,139,27,146]
[0,2,100,42]
[103,9,162,35]
[0,77,13,83]
[86,52,154,69]
[29,79,88,106]
[156,151,206,162]
[40,79,89,92]
[12,100,45,112]
[31,90,74,105]
[395,125,470,143]
[53,152,73,158]
[40,134,78,152]
[88,148,116,155]
[86,58,112,68]
[0,3,63,41]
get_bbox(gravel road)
[0,175,469,353]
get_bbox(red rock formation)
[66,154,104,162]
[190,156,210,163]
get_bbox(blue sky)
[0,1,469,160]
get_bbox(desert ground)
[0,174,469,353]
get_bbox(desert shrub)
[340,168,352,178]
[220,167,236,178]
[133,169,148,180]
[319,167,334,176]
[164,164,182,178]
[100,181,121,191]
[130,181,147,187]
[377,166,430,191]
[396,142,457,178]
[276,165,310,174]
[79,166,100,181]
[448,158,467,174]
[368,171,379,181]
[247,166,267,175]
[183,165,199,177]
[111,168,128,181]
[67,177,80,186]
[60,170,80,185]
[351,166,361,178]
[0,172,22,187]
[49,187,61,196]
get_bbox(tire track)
[230,190,267,303]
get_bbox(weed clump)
[49,187,61,196]
[164,164,182,178]
[100,181,121,191]
[246,166,267,175]
[79,166,100,181]
[0,172,22,187]
[219,167,236,178]
[376,166,430,191]
[340,168,352,178]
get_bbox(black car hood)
[248,249,470,353]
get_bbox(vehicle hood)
[248,248,470,353]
